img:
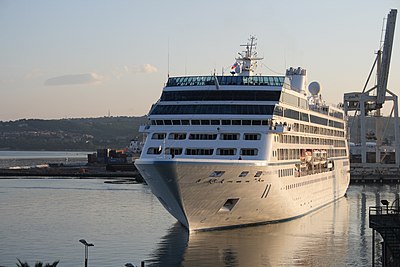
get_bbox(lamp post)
[381,199,389,213]
[79,239,94,267]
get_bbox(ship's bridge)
[165,75,285,88]
[149,75,285,117]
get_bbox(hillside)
[0,116,148,151]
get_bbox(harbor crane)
[343,9,399,167]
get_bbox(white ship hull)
[135,158,350,231]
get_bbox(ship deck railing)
[139,124,292,134]
[369,206,400,216]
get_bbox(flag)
[231,62,239,70]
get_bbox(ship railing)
[138,123,292,133]
[309,105,329,115]
[369,205,400,216]
[268,124,291,133]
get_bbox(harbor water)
[0,153,399,266]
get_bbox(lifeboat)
[319,150,327,165]
[312,150,321,165]
[304,150,312,162]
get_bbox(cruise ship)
[135,37,350,231]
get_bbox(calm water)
[0,152,399,266]
[0,180,399,267]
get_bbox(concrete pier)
[350,164,400,183]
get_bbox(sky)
[0,0,400,121]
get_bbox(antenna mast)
[235,36,263,76]
[167,37,170,77]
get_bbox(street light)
[381,199,390,213]
[79,239,94,267]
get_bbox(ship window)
[217,148,237,155]
[281,92,299,107]
[209,171,225,177]
[165,147,183,155]
[221,133,240,140]
[186,148,214,155]
[218,198,239,212]
[164,120,172,125]
[300,113,309,122]
[168,133,187,140]
[167,75,284,87]
[332,111,344,119]
[152,133,166,139]
[284,108,299,120]
[273,106,283,116]
[239,171,249,177]
[310,115,328,126]
[191,120,200,125]
[254,171,263,177]
[189,133,217,140]
[181,120,190,125]
[240,148,258,156]
[332,120,344,129]
[211,120,220,125]
[147,147,162,154]
[222,120,231,125]
[244,133,261,140]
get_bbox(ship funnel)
[286,67,307,94]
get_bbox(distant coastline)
[0,116,147,151]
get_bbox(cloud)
[44,73,104,86]
[112,64,158,79]
[140,64,158,73]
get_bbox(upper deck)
[146,37,345,125]
[165,75,285,88]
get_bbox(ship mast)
[235,36,263,76]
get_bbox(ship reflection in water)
[148,185,400,266]
[149,197,350,266]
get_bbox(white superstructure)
[135,37,350,231]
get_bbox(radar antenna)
[233,36,263,76]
